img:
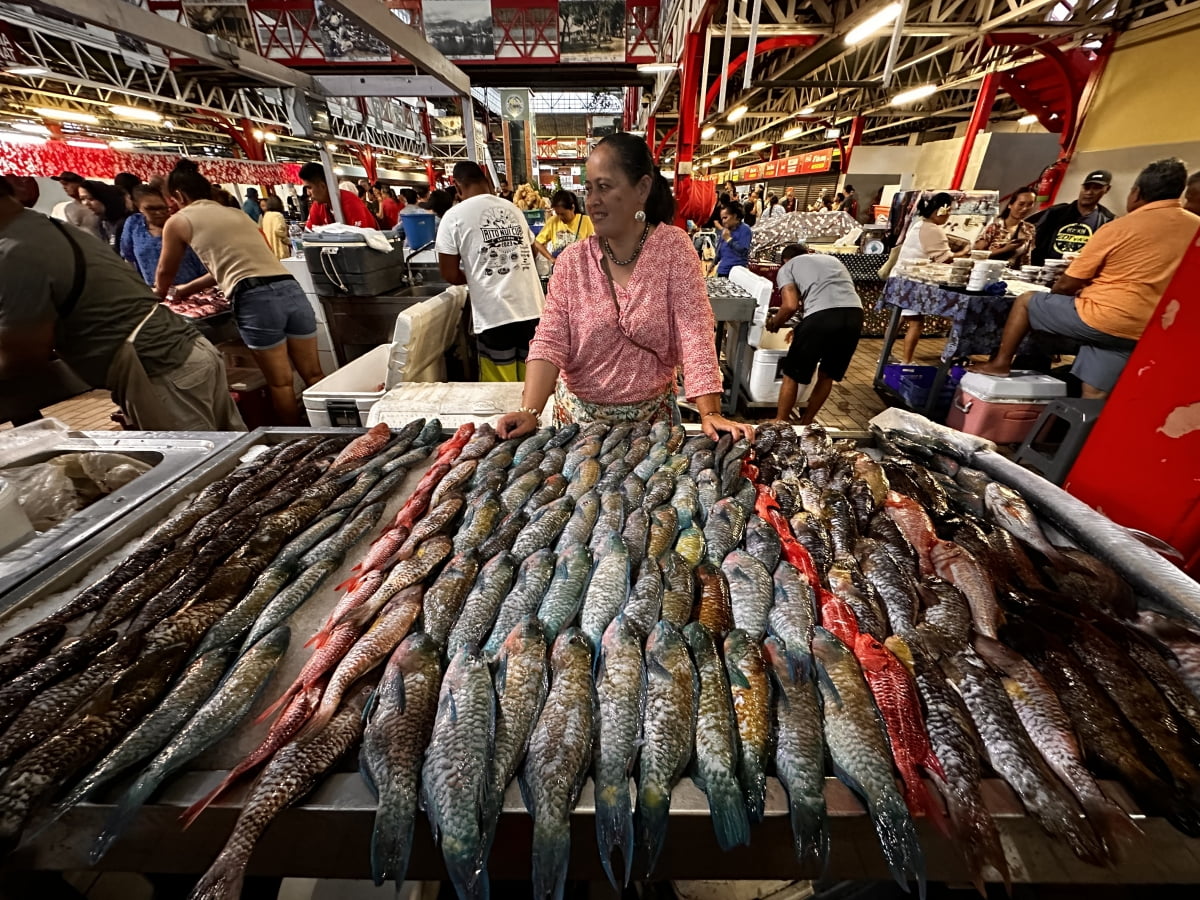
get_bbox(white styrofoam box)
[387,286,468,389]
[302,343,391,427]
[367,382,553,430]
[280,257,325,324]
[957,370,1066,403]
[315,321,335,354]
[738,330,816,405]
[317,350,339,376]
[728,266,774,307]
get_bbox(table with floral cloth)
[876,276,1018,360]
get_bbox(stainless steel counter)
[0,431,240,606]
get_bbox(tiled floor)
[5,336,942,436]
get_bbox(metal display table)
[706,278,758,416]
[3,426,1200,886]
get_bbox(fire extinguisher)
[1036,158,1069,208]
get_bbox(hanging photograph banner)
[493,0,559,60]
[558,0,625,61]
[421,0,497,58]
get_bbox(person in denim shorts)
[156,159,324,424]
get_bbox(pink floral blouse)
[527,225,723,404]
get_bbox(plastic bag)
[1,451,152,532]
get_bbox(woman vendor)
[533,190,594,263]
[892,191,972,364]
[974,187,1036,267]
[120,184,209,288]
[496,133,754,442]
[155,158,325,426]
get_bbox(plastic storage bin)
[399,213,438,251]
[945,370,1066,444]
[303,237,407,297]
[302,343,391,427]
[883,364,965,409]
[523,210,546,230]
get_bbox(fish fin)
[335,575,361,593]
[254,685,299,725]
[702,768,751,851]
[303,628,328,649]
[179,775,236,830]
[786,790,831,873]
[91,767,165,863]
[295,701,335,742]
[188,848,247,900]
[1083,796,1144,862]
[815,661,842,709]
[595,779,635,890]
[359,753,380,802]
[531,818,571,900]
[447,687,459,724]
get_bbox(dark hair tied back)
[168,157,213,202]
[917,191,955,219]
[596,132,675,226]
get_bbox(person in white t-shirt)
[437,161,545,382]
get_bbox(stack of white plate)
[968,259,1005,291]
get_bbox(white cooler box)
[302,286,468,427]
[367,382,554,430]
[302,344,390,427]
[733,330,815,406]
[946,370,1066,444]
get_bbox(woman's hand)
[702,413,755,442]
[496,409,539,439]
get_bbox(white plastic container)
[302,343,391,427]
[0,477,34,554]
[739,330,816,405]
[946,370,1066,443]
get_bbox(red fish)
[390,461,451,532]
[340,525,411,592]
[820,594,860,646]
[310,570,384,648]
[436,422,475,460]
[179,678,325,829]
[884,491,940,577]
[853,632,949,831]
[257,614,367,725]
[331,423,392,469]
[754,484,781,521]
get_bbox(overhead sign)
[709,147,835,183]
[501,88,532,122]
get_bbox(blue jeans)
[231,278,317,350]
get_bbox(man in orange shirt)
[977,158,1199,397]
[299,162,374,229]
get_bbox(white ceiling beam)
[313,75,463,99]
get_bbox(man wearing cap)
[49,171,101,238]
[977,158,1199,399]
[1029,169,1115,265]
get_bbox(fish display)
[0,418,1197,895]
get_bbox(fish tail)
[739,758,768,824]
[370,786,416,889]
[937,782,1010,896]
[868,791,926,898]
[179,776,233,830]
[704,768,751,851]
[1083,796,1143,862]
[595,781,634,889]
[635,783,672,877]
[254,685,298,724]
[188,848,247,900]
[786,793,830,871]
[531,818,571,900]
[91,770,163,863]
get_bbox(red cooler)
[946,371,1066,444]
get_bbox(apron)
[553,379,680,428]
[104,304,163,429]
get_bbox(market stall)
[0,416,1198,894]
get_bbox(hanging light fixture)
[844,2,902,46]
[750,141,768,151]
[109,105,162,123]
[891,84,938,105]
[701,125,716,139]
[727,105,748,123]
[32,107,99,124]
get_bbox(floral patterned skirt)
[553,378,680,428]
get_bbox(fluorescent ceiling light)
[333,166,345,175]
[783,126,804,139]
[701,125,716,139]
[727,105,748,123]
[253,129,266,141]
[33,107,99,124]
[1018,114,1039,125]
[728,150,739,159]
[0,132,47,145]
[6,65,48,76]
[891,84,937,105]
[845,2,902,46]
[66,139,108,149]
[162,119,175,130]
[11,122,50,135]
[637,63,678,74]
[750,141,768,151]
[265,132,278,142]
[326,142,339,151]
[109,104,161,123]
[109,139,135,149]
[799,106,816,115]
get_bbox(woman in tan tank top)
[155,158,324,425]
